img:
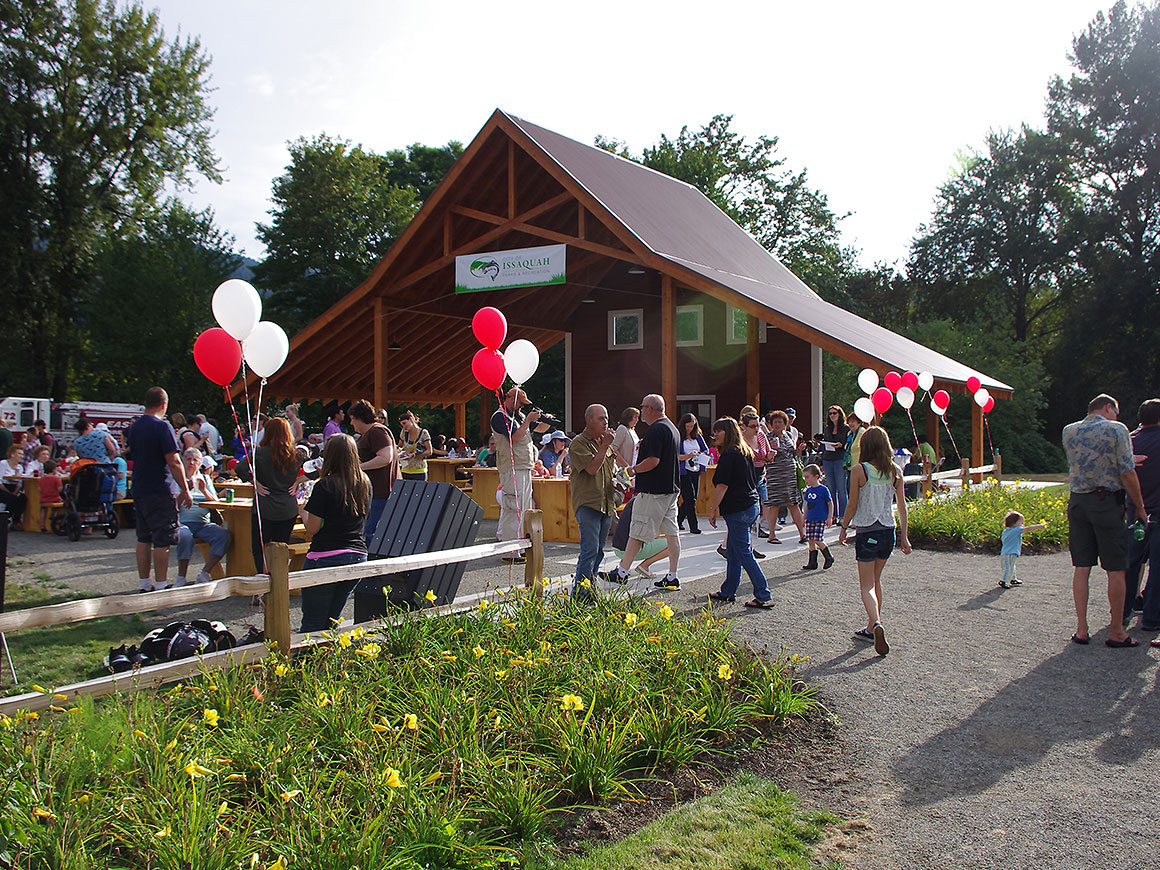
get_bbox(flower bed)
[907,482,1069,552]
[0,595,815,868]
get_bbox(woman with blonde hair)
[839,426,911,656]
[237,416,302,573]
[297,434,371,632]
[707,417,773,608]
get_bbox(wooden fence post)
[961,464,971,492]
[523,509,545,596]
[921,456,932,498]
[993,450,1002,481]
[264,542,291,654]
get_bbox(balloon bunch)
[966,376,995,414]
[193,280,289,386]
[853,368,934,424]
[469,307,541,391]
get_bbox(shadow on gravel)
[956,587,1007,611]
[893,640,1159,806]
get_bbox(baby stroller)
[52,463,120,541]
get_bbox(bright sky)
[153,0,1112,268]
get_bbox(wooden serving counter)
[465,467,579,543]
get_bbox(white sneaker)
[195,571,212,585]
[171,576,186,588]
[634,565,656,579]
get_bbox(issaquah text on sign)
[454,244,566,294]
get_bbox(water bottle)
[1131,520,1146,542]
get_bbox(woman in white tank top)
[838,426,911,656]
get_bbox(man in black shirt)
[605,394,683,589]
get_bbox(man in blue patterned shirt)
[1061,394,1148,647]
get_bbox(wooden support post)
[373,298,389,410]
[264,542,291,655]
[479,389,493,444]
[523,509,545,596]
[661,275,676,416]
[455,402,466,440]
[746,314,760,410]
[993,450,1002,482]
[926,403,940,463]
[961,463,971,491]
[971,400,984,484]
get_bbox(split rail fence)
[902,451,1002,496]
[0,512,545,716]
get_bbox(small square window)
[608,308,643,350]
[675,305,703,347]
[726,305,766,345]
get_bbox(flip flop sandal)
[744,598,774,608]
[1105,637,1139,648]
[1071,633,1091,645]
[708,592,735,603]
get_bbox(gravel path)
[5,526,1158,868]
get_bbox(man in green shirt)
[569,403,616,598]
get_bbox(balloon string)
[251,376,267,574]
[984,414,995,461]
[904,408,920,454]
[940,412,964,467]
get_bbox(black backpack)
[139,620,237,663]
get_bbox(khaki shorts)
[629,492,680,542]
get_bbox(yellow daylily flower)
[441,652,457,662]
[579,577,592,589]
[355,643,381,659]
[717,663,734,682]
[274,664,289,677]
[202,708,220,728]
[493,669,508,679]
[163,737,178,754]
[279,790,301,803]
[658,604,675,620]
[31,684,48,694]
[424,589,437,603]
[478,599,492,612]
[559,694,585,712]
[225,773,247,782]
[155,824,171,838]
[337,632,352,648]
[133,729,147,739]
[53,693,67,700]
[403,713,419,731]
[316,692,332,708]
[370,721,390,733]
[623,613,638,628]
[184,760,214,778]
[217,801,229,817]
[33,806,55,820]
[267,860,286,870]
[350,627,367,639]
[384,767,405,788]
[472,645,487,659]
[71,794,91,805]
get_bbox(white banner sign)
[454,244,566,294]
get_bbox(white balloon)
[857,368,879,395]
[917,371,934,392]
[853,397,876,424]
[973,388,990,408]
[896,386,915,410]
[503,339,540,384]
[242,321,289,378]
[931,398,947,417]
[212,279,262,341]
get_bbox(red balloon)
[901,371,919,391]
[883,371,902,393]
[872,387,893,414]
[193,328,242,387]
[933,389,950,409]
[472,307,507,350]
[983,396,996,414]
[471,348,506,390]
[966,376,981,393]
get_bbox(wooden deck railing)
[0,511,545,716]
[901,451,1002,496]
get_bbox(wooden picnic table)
[464,467,579,542]
[212,479,253,499]
[426,457,475,484]
[200,498,313,577]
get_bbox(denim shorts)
[854,527,895,562]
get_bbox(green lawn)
[541,773,841,870]
[2,581,143,695]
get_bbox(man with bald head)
[606,393,682,589]
[569,404,617,598]
[492,386,550,563]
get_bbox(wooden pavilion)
[240,109,1011,467]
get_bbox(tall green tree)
[0,0,218,398]
[76,201,240,411]
[1045,0,1160,427]
[381,141,463,200]
[253,135,421,334]
[907,127,1076,344]
[599,116,858,297]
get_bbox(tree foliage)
[76,201,240,412]
[0,0,218,398]
[253,138,464,334]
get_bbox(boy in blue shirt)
[801,464,834,569]
[1000,510,1047,588]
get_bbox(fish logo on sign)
[469,258,501,282]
